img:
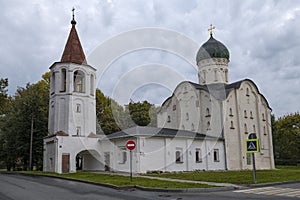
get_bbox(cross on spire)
[208,24,215,37]
[71,7,76,25]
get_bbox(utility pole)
[29,115,34,170]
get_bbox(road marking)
[234,187,275,193]
[234,187,300,198]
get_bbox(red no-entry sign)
[126,140,136,151]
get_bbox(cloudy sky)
[1,0,300,117]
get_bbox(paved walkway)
[138,175,243,188]
[96,171,243,188]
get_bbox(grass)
[3,165,299,187]
[15,171,213,189]
[146,165,300,184]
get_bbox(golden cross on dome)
[208,24,215,37]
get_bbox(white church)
[43,16,275,174]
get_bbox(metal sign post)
[252,152,256,184]
[126,140,136,183]
[246,133,259,184]
[130,150,132,182]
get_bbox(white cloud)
[0,0,300,117]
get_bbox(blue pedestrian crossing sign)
[245,139,259,153]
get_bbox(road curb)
[244,180,300,188]
[2,172,237,193]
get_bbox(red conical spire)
[61,8,87,65]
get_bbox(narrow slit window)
[207,121,211,130]
[213,149,219,162]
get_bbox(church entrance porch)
[75,150,104,171]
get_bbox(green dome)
[196,36,230,64]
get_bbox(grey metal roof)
[103,126,222,141]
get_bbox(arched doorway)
[76,150,104,171]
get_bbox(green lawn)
[16,171,213,189]
[146,166,300,184]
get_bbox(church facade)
[43,18,275,174]
[157,30,275,170]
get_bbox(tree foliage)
[272,113,300,165]
[0,74,49,170]
[95,90,159,134]
[95,89,122,135]
[129,101,151,126]
[0,78,8,114]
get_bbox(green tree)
[95,91,160,134]
[0,78,9,168]
[128,101,153,126]
[95,89,122,135]
[0,74,49,170]
[273,113,300,165]
[0,78,8,114]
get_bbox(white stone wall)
[48,62,96,136]
[102,136,225,174]
[157,79,274,171]
[55,136,103,173]
[43,138,57,172]
[99,139,138,173]
[224,80,275,170]
[157,82,224,139]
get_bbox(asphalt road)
[0,173,299,200]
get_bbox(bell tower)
[48,10,96,137]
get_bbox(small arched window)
[244,110,247,118]
[250,111,253,119]
[244,124,248,134]
[175,150,183,163]
[206,108,211,117]
[74,70,85,93]
[207,121,211,130]
[229,108,233,117]
[202,70,206,83]
[246,88,250,96]
[262,113,266,121]
[186,113,189,121]
[230,121,235,129]
[167,116,171,123]
[191,123,195,131]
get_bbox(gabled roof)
[160,79,271,110]
[60,22,87,65]
[103,126,222,140]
